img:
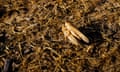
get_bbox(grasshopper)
[62,22,89,45]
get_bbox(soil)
[0,0,120,72]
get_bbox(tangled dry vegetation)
[0,0,120,72]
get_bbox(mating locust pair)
[62,22,89,45]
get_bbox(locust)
[62,22,89,45]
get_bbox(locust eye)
[65,22,69,27]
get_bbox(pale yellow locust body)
[62,22,89,45]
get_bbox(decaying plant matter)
[62,22,89,45]
[0,0,120,72]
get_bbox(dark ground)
[0,0,120,72]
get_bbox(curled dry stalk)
[43,47,64,72]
